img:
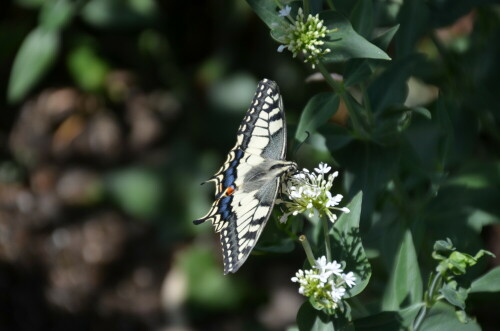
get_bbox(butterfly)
[194,78,297,274]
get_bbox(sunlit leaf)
[330,192,371,297]
[382,229,423,310]
[321,11,391,62]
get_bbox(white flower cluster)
[274,6,337,68]
[278,162,350,223]
[292,256,356,311]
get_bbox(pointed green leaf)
[330,192,371,297]
[297,302,334,331]
[368,53,425,113]
[382,229,423,310]
[295,93,340,141]
[7,27,60,103]
[245,0,282,29]
[39,0,75,30]
[320,11,390,62]
[419,302,481,331]
[470,266,500,293]
[371,25,400,50]
[350,0,373,38]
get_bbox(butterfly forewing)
[194,78,295,274]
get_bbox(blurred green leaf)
[330,192,371,297]
[353,304,422,330]
[395,0,430,57]
[105,167,163,219]
[470,266,500,293]
[180,245,245,309]
[7,27,60,103]
[295,92,339,141]
[81,0,158,28]
[39,0,75,30]
[13,0,44,8]
[368,54,425,113]
[297,302,334,331]
[418,302,481,330]
[350,0,373,38]
[321,11,391,62]
[209,74,258,114]
[382,230,423,310]
[67,41,110,91]
[371,25,400,50]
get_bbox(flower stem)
[316,61,367,140]
[321,217,332,262]
[302,0,310,17]
[299,235,316,266]
[413,272,442,330]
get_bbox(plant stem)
[413,272,442,330]
[299,235,316,266]
[321,217,332,262]
[326,0,335,10]
[303,0,310,17]
[316,61,367,139]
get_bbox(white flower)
[278,5,292,17]
[327,260,343,276]
[278,162,349,223]
[273,7,337,68]
[342,272,356,288]
[291,258,356,312]
[277,44,287,52]
[315,162,331,174]
[330,286,346,302]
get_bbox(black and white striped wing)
[194,78,294,274]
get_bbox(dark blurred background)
[1,0,500,330]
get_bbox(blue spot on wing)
[219,196,232,220]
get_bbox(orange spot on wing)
[226,186,235,196]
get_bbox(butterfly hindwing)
[194,79,296,274]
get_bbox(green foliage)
[329,192,371,298]
[7,27,60,103]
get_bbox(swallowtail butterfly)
[194,79,297,274]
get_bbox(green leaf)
[371,25,400,51]
[395,0,430,57]
[418,302,481,331]
[368,53,425,113]
[330,192,371,297]
[440,281,468,310]
[349,0,373,39]
[297,302,334,331]
[245,0,282,29]
[67,41,110,92]
[39,0,75,30]
[353,304,421,330]
[295,92,340,141]
[81,0,158,29]
[320,11,391,62]
[105,167,163,219]
[470,266,500,293]
[179,245,245,309]
[7,27,60,103]
[382,229,423,310]
[344,59,372,87]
